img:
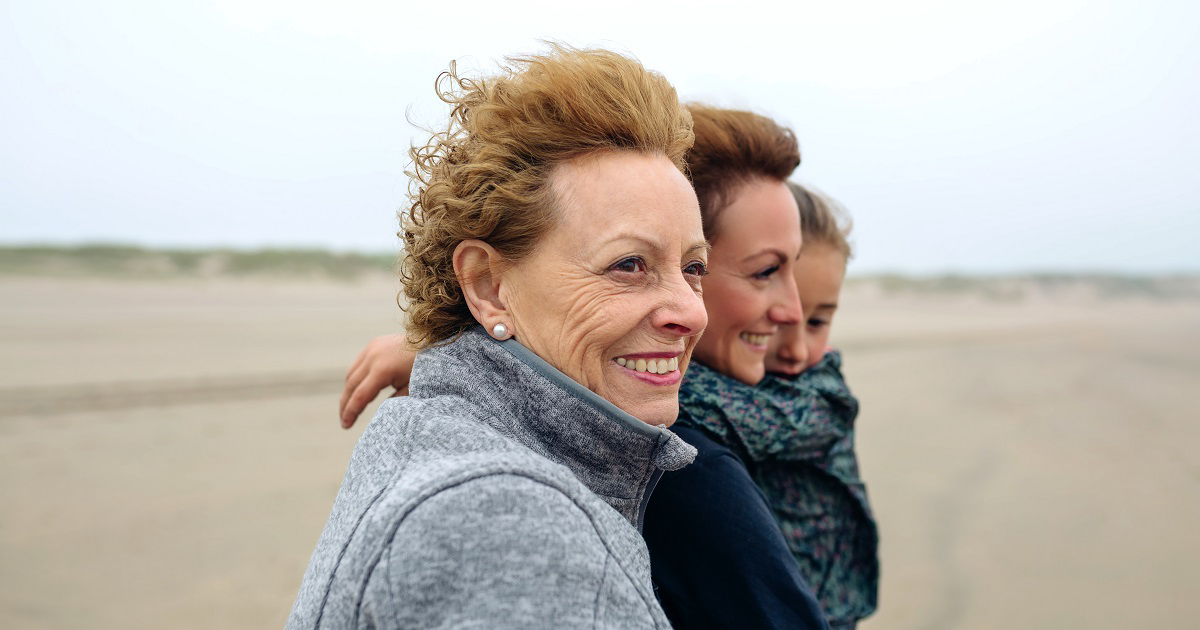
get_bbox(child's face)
[764,241,847,375]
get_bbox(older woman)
[288,47,707,628]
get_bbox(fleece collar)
[410,327,696,527]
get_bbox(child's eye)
[807,317,829,329]
[683,261,708,277]
[610,257,646,274]
[752,265,781,280]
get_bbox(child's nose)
[775,326,809,371]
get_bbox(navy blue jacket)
[645,426,829,629]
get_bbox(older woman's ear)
[453,239,509,333]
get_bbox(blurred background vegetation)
[0,245,397,281]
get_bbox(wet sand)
[2,276,1197,628]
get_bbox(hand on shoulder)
[339,333,416,429]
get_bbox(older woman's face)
[502,152,708,426]
[692,178,803,385]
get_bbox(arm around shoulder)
[340,333,416,429]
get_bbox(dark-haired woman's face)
[502,152,709,426]
[692,178,803,385]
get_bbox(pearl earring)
[491,323,509,340]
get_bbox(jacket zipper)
[636,467,663,533]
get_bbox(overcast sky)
[3,0,1198,273]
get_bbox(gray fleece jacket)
[287,327,697,629]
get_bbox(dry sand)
[2,275,1197,629]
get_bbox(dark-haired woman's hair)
[685,105,801,241]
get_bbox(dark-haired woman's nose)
[768,271,803,325]
[773,324,809,373]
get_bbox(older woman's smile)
[614,353,683,383]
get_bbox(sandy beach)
[2,274,1197,629]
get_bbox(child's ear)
[453,240,509,330]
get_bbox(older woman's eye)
[683,261,708,277]
[609,256,646,273]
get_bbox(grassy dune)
[0,245,396,281]
[847,272,1200,301]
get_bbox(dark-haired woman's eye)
[752,265,781,280]
[610,256,646,274]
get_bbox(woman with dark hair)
[648,177,878,630]
[644,105,832,629]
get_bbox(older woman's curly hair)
[685,105,801,242]
[400,46,694,348]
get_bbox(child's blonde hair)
[788,181,853,264]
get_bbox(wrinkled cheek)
[545,329,600,387]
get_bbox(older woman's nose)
[654,275,708,336]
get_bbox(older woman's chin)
[618,398,681,428]
[646,413,679,428]
[596,367,686,427]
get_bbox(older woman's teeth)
[740,333,771,346]
[615,356,679,373]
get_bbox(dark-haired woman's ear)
[453,239,510,334]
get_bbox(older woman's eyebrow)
[606,234,708,256]
[684,241,712,257]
